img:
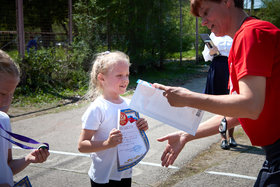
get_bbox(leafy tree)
[23,0,69,47]
[73,0,195,72]
[0,1,16,30]
[0,1,17,50]
[256,0,280,28]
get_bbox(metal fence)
[0,0,72,57]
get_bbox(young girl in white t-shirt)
[78,51,148,187]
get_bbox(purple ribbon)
[0,123,49,150]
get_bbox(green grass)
[7,47,69,61]
[13,87,88,107]
[166,49,202,59]
[128,60,205,89]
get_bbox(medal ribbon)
[0,123,49,150]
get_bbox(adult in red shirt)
[153,0,280,186]
[229,17,280,147]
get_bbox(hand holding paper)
[129,80,203,136]
[153,83,194,107]
[136,118,149,132]
[107,128,123,147]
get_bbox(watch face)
[219,118,227,133]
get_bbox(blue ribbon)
[0,123,49,150]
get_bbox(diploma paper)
[117,109,149,171]
[129,80,204,136]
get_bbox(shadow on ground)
[230,143,265,156]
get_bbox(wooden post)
[195,17,199,63]
[16,0,25,58]
[68,0,73,45]
[250,0,255,15]
[179,0,182,65]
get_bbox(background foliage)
[1,0,280,104]
[72,0,198,73]
[256,0,280,27]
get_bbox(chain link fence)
[0,0,71,56]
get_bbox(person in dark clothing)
[202,32,237,150]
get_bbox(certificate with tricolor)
[117,108,150,171]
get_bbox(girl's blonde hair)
[87,51,131,100]
[0,49,20,78]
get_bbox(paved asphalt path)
[11,76,265,187]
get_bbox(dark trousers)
[90,178,131,187]
[204,56,229,95]
[254,139,280,187]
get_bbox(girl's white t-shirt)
[82,96,132,184]
[0,111,14,187]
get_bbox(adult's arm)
[154,75,266,120]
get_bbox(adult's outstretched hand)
[157,131,188,167]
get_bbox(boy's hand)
[136,118,149,131]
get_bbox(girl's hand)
[136,118,149,131]
[106,128,123,147]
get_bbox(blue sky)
[244,0,265,9]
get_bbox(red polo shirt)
[228,17,280,146]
